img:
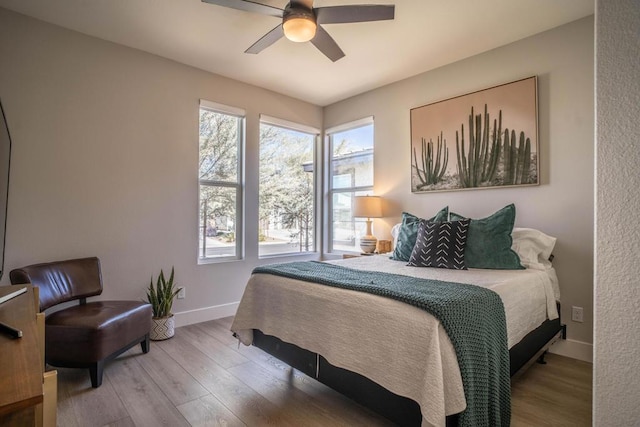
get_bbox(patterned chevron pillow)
[407,219,471,269]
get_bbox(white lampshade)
[283,17,317,42]
[353,196,382,219]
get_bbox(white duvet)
[231,255,559,427]
[330,256,559,348]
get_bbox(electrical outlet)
[177,287,185,299]
[571,306,584,323]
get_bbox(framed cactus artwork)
[410,76,539,193]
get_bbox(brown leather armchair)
[10,257,152,388]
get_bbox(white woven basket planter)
[150,314,175,341]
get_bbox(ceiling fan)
[201,0,395,62]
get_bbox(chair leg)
[141,333,150,354]
[90,361,104,388]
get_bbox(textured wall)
[594,0,640,424]
[324,18,595,346]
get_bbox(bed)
[231,220,564,427]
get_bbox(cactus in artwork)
[502,129,531,185]
[412,133,448,187]
[455,105,502,188]
[485,110,503,182]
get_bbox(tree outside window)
[259,122,316,257]
[198,104,243,260]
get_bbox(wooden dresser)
[0,285,57,426]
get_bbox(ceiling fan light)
[283,17,316,43]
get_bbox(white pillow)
[391,223,401,249]
[511,228,557,270]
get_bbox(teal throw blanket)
[253,261,510,427]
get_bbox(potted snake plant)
[146,267,180,340]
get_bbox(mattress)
[231,255,560,427]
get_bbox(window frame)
[259,115,320,259]
[325,116,374,255]
[198,100,245,263]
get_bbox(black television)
[0,99,12,280]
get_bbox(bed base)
[252,305,564,426]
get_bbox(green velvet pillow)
[450,204,524,270]
[391,207,449,261]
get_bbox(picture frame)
[410,76,539,193]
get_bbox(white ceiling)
[0,0,593,106]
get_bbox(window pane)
[259,123,315,256]
[331,124,373,189]
[198,103,243,262]
[199,109,239,182]
[331,191,368,252]
[328,120,374,253]
[198,185,237,258]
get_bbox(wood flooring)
[55,316,592,426]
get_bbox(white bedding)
[231,256,559,427]
[329,256,559,348]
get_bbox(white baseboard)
[173,301,239,328]
[548,338,593,363]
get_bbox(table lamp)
[353,195,383,254]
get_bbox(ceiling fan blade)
[315,5,394,25]
[311,26,345,62]
[201,0,284,18]
[245,24,285,54]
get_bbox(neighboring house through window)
[326,117,374,253]
[198,100,244,261]
[259,116,319,257]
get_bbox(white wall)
[0,8,322,322]
[594,0,640,424]
[324,17,595,347]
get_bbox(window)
[259,116,319,257]
[198,100,244,261]
[327,118,374,253]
